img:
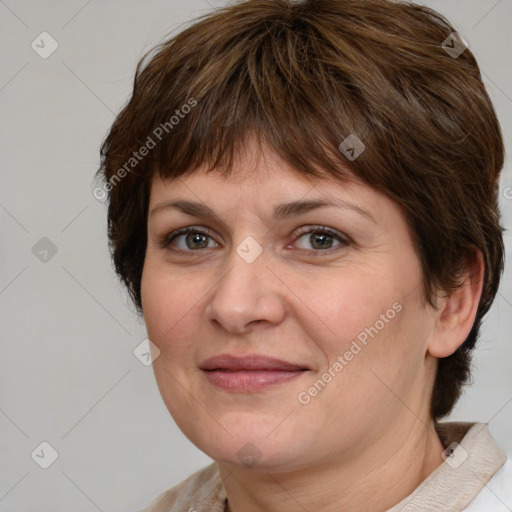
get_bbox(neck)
[219,418,445,512]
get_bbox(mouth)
[199,354,310,392]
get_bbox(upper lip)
[199,354,309,371]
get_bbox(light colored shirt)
[138,422,511,512]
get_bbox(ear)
[427,250,485,358]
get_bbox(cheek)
[141,262,201,353]
[314,273,398,347]
[309,270,424,390]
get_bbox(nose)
[204,240,286,334]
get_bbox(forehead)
[147,161,398,234]
[149,138,361,203]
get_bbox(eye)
[159,227,218,251]
[159,225,351,254]
[292,226,350,253]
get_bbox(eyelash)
[158,225,351,255]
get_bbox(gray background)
[0,1,511,511]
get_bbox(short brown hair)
[96,0,505,420]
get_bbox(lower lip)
[202,369,306,392]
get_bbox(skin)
[141,137,484,512]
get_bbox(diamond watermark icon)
[32,237,58,263]
[441,442,468,469]
[338,134,365,161]
[31,32,59,60]
[236,236,263,264]
[31,441,59,469]
[441,32,468,59]
[134,338,161,366]
[236,442,263,468]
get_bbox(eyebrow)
[149,198,376,224]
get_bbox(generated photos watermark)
[298,300,403,405]
[92,98,198,202]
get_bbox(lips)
[199,354,308,372]
[199,354,309,392]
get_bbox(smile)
[199,354,310,392]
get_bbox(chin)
[186,415,315,473]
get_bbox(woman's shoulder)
[136,462,226,512]
[463,451,512,511]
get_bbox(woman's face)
[141,139,439,472]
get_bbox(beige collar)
[387,422,506,511]
[168,422,506,512]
